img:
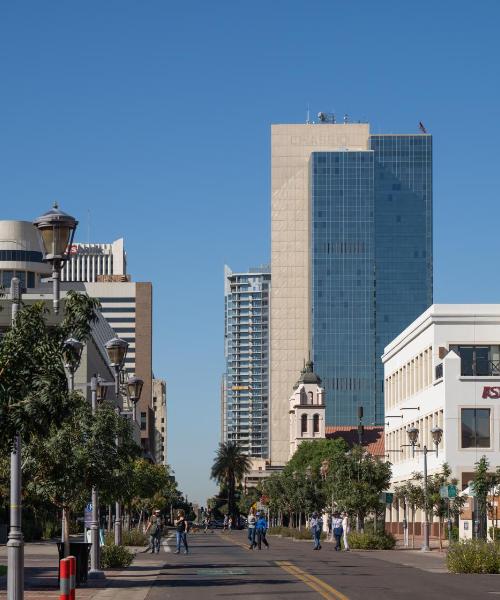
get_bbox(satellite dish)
[318,112,327,122]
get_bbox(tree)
[23,397,139,554]
[472,456,492,540]
[395,475,424,548]
[210,442,251,520]
[0,291,100,450]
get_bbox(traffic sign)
[439,485,457,499]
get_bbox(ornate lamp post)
[33,203,78,315]
[62,338,84,391]
[406,426,443,552]
[127,376,144,424]
[105,337,128,545]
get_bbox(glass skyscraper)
[223,265,270,457]
[310,135,432,426]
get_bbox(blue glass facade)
[311,135,432,425]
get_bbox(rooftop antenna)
[344,113,349,124]
[87,208,91,244]
[306,104,311,124]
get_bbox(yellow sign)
[232,386,250,391]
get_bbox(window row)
[385,347,432,409]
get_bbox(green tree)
[210,442,251,520]
[395,474,424,548]
[472,456,492,540]
[23,397,139,554]
[0,291,99,449]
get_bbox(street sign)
[380,492,394,504]
[84,503,93,527]
[439,485,457,499]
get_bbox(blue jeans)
[176,532,188,553]
[313,529,321,549]
[248,527,256,546]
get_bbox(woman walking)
[332,512,343,551]
[310,512,323,550]
[174,509,189,555]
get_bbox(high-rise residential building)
[270,119,432,465]
[223,265,271,458]
[61,238,127,283]
[152,378,167,465]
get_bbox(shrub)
[122,529,149,547]
[100,544,134,569]
[0,565,7,577]
[267,526,326,541]
[347,531,396,550]
[447,540,500,574]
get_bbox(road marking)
[216,532,252,551]
[276,561,349,600]
[162,533,175,552]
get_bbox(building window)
[313,414,320,433]
[301,414,308,434]
[451,345,500,376]
[140,412,147,431]
[461,408,490,448]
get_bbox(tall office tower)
[61,238,127,282]
[270,120,432,465]
[223,265,271,458]
[152,379,167,465]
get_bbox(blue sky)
[1,1,499,504]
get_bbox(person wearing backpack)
[174,509,189,555]
[255,512,269,550]
[145,509,162,553]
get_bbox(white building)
[288,361,326,458]
[383,305,500,535]
[61,238,127,283]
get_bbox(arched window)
[301,414,308,434]
[308,391,314,404]
[313,414,320,433]
[300,389,306,405]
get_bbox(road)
[148,530,499,600]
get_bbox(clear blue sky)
[1,1,499,504]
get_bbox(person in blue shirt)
[255,512,269,550]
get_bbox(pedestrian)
[203,516,210,533]
[145,509,163,553]
[332,512,343,551]
[223,514,228,531]
[255,512,269,550]
[342,511,350,551]
[174,509,189,555]
[228,516,233,532]
[310,511,323,550]
[247,509,257,549]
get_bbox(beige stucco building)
[270,123,370,465]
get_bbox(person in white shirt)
[342,512,350,551]
[332,512,343,551]
[247,510,257,549]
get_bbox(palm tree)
[211,442,251,520]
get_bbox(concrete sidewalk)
[0,541,166,599]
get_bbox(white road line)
[162,533,175,553]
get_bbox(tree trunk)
[411,508,415,549]
[438,517,443,551]
[298,512,302,531]
[108,505,112,533]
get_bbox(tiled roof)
[325,425,385,457]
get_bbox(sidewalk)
[0,542,165,599]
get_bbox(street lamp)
[104,337,128,545]
[127,376,143,423]
[96,377,108,404]
[33,203,78,315]
[406,426,443,552]
[62,338,84,391]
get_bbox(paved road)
[147,530,500,600]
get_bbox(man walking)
[332,512,343,551]
[310,511,323,550]
[174,509,189,555]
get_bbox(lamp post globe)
[406,427,419,446]
[96,377,108,404]
[431,427,443,447]
[127,376,143,423]
[33,203,78,314]
[105,337,129,369]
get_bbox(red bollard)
[68,555,76,600]
[59,557,70,600]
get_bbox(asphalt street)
[147,530,500,600]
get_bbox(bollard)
[68,555,76,600]
[59,557,70,600]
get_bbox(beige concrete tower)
[270,122,370,465]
